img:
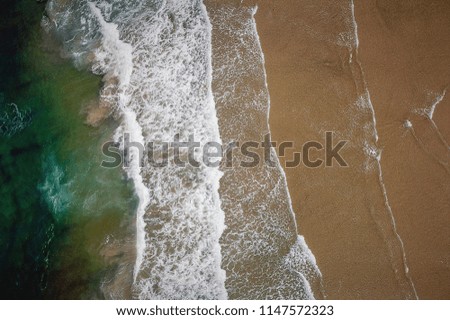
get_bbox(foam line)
[349,0,418,299]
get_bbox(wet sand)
[353,0,450,299]
[205,0,321,299]
[255,0,450,299]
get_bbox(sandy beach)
[255,0,450,299]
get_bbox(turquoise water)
[0,0,135,299]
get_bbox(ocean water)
[0,0,136,299]
[31,0,321,299]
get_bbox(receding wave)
[45,0,226,299]
[207,3,321,299]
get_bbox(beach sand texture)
[255,0,450,299]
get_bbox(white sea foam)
[404,120,413,129]
[38,154,73,221]
[87,1,150,282]
[207,4,321,299]
[0,102,32,137]
[45,0,227,299]
[425,90,446,120]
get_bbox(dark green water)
[0,0,135,299]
